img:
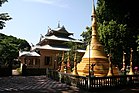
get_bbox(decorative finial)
[72,52,78,75]
[48,26,51,29]
[60,51,65,72]
[58,21,60,28]
[39,34,44,42]
[128,48,134,75]
[120,51,126,75]
[92,0,96,19]
[47,26,50,33]
[107,54,113,76]
[31,43,34,47]
[66,52,71,73]
[123,51,126,62]
[130,48,133,62]
[91,0,98,38]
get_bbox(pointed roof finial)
[91,0,98,37]
[92,0,96,18]
[58,21,60,28]
[39,34,44,42]
[48,26,51,30]
[47,26,51,33]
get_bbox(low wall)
[47,69,139,92]
[22,68,47,76]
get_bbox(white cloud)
[33,0,55,4]
[23,0,69,8]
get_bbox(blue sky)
[1,0,97,45]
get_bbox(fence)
[47,69,139,91]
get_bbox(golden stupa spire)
[128,48,134,75]
[91,0,97,37]
[83,0,106,58]
[76,0,109,77]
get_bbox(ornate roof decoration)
[45,25,73,37]
[57,21,60,28]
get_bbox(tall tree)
[0,33,31,66]
[98,20,127,65]
[96,0,139,66]
[0,0,12,29]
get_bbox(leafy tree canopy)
[0,33,31,65]
[0,0,12,30]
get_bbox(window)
[44,56,52,65]
[28,59,33,65]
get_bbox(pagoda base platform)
[77,58,109,77]
[76,58,120,77]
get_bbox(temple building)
[19,24,85,70]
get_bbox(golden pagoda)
[76,0,109,77]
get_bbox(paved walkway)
[0,76,139,93]
[0,76,89,93]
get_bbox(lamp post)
[88,39,91,90]
[89,41,91,77]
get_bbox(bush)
[0,67,12,76]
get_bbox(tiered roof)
[32,25,85,52]
[45,26,73,37]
